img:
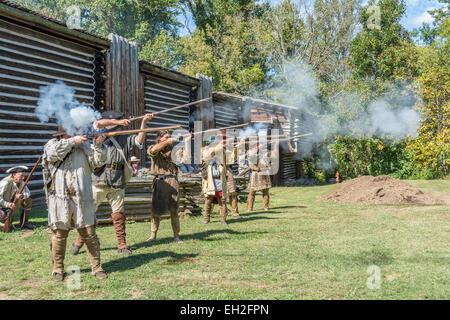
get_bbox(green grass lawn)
[0,180,448,300]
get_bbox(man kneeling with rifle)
[0,166,35,230]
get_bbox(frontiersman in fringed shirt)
[43,126,107,281]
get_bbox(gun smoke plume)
[35,80,100,136]
[263,61,422,170]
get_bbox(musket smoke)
[264,61,422,169]
[35,80,100,136]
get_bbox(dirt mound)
[320,175,440,205]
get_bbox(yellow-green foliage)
[407,48,450,178]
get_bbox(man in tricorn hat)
[0,166,34,229]
[43,125,107,281]
[71,110,153,255]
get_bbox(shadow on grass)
[225,215,280,225]
[81,251,199,274]
[267,205,307,210]
[130,229,269,250]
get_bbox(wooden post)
[106,34,143,159]
[196,74,214,131]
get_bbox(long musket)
[89,126,182,138]
[128,98,212,121]
[228,133,313,146]
[275,133,313,142]
[2,156,42,233]
[186,123,250,138]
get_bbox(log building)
[0,0,308,221]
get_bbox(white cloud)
[406,0,420,7]
[409,7,436,26]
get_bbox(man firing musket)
[145,130,192,243]
[71,111,154,256]
[43,125,108,281]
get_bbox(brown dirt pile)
[320,175,442,205]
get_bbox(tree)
[350,0,419,82]
[138,30,184,69]
[12,0,183,65]
[413,0,449,45]
[179,13,268,94]
[181,0,256,35]
[407,7,449,178]
[254,0,360,102]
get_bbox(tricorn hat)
[6,166,28,174]
[130,156,140,163]
[53,125,68,137]
[101,110,124,120]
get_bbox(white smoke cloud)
[263,61,422,169]
[35,80,100,136]
[238,122,268,138]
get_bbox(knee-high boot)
[170,211,180,238]
[203,198,212,224]
[50,228,69,276]
[77,226,104,275]
[247,191,256,211]
[111,212,130,253]
[218,197,227,225]
[263,189,270,210]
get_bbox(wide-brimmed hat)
[6,166,28,174]
[130,156,140,163]
[53,125,68,137]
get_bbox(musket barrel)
[188,123,250,137]
[129,97,212,121]
[90,126,182,138]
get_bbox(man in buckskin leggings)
[71,111,153,255]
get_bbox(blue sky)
[179,0,447,35]
[367,0,446,30]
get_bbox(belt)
[155,175,175,180]
[110,163,124,170]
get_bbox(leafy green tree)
[179,13,268,94]
[181,0,257,35]
[138,30,184,69]
[407,9,449,178]
[255,0,359,89]
[350,0,420,82]
[413,0,449,45]
[12,0,183,65]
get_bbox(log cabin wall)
[140,62,199,168]
[0,0,109,204]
